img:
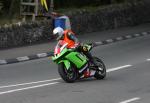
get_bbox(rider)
[53,27,96,66]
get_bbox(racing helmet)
[53,27,64,40]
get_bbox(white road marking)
[0,65,132,89]
[107,65,132,72]
[0,82,59,95]
[0,60,7,65]
[0,65,132,95]
[37,53,48,58]
[106,39,114,43]
[95,41,103,45]
[125,35,132,39]
[116,37,123,41]
[142,32,148,35]
[133,34,140,37]
[147,59,150,61]
[0,78,61,89]
[119,97,140,103]
[17,56,29,61]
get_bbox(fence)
[20,0,54,21]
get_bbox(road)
[0,35,150,103]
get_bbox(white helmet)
[53,27,64,40]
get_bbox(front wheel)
[93,57,106,80]
[58,63,78,83]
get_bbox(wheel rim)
[64,67,76,80]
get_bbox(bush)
[54,0,118,9]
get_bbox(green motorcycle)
[52,43,106,83]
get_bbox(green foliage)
[53,0,142,9]
[0,0,21,25]
[0,0,20,17]
[54,0,112,9]
[0,0,142,25]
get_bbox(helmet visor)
[53,33,62,40]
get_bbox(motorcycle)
[52,43,106,83]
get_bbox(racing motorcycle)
[52,43,106,83]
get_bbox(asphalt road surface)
[0,35,150,103]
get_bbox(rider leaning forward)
[53,27,97,66]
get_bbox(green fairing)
[65,52,87,69]
[58,60,71,70]
[52,48,68,62]
[52,48,88,70]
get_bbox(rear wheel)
[93,57,106,79]
[58,63,78,83]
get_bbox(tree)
[8,0,15,16]
[0,0,20,17]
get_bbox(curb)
[0,31,150,65]
[94,31,150,46]
[0,52,53,65]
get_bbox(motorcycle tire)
[58,63,78,83]
[93,57,106,80]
